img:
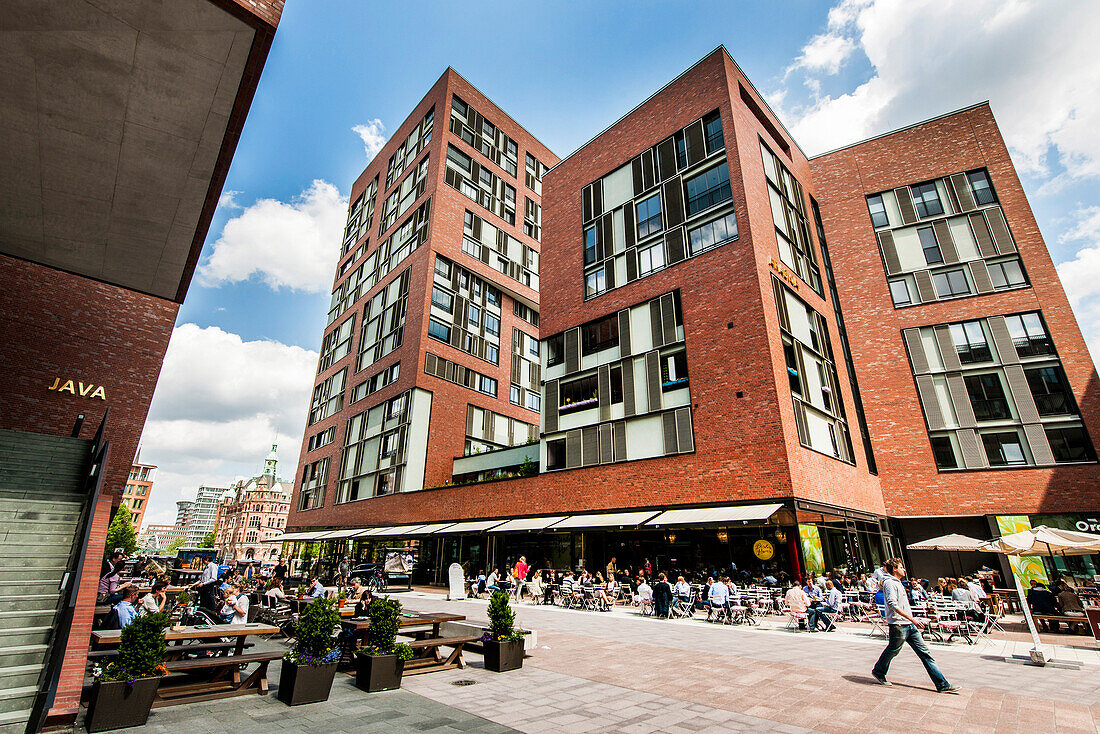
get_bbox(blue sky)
[138,1,1100,530]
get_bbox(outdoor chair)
[784,604,808,631]
[669,594,695,619]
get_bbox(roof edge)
[808,101,992,159]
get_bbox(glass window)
[704,111,724,153]
[546,334,564,366]
[510,385,521,405]
[867,194,889,228]
[687,212,738,256]
[988,259,1026,289]
[932,269,970,297]
[911,181,944,218]
[585,268,606,298]
[486,287,500,306]
[1046,426,1096,463]
[930,435,958,469]
[427,319,450,342]
[684,162,732,216]
[1026,366,1076,416]
[661,351,689,389]
[949,321,992,364]
[467,304,480,328]
[674,131,688,170]
[783,341,802,396]
[889,279,912,306]
[479,375,497,396]
[485,344,499,364]
[584,226,598,265]
[610,366,624,404]
[485,313,500,337]
[434,257,451,279]
[1004,313,1053,356]
[638,241,666,276]
[918,227,942,265]
[581,315,619,355]
[964,373,1011,421]
[546,439,566,470]
[431,286,453,313]
[526,392,541,412]
[982,431,1027,466]
[968,170,996,206]
[559,374,598,413]
[636,193,663,238]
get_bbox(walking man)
[872,558,958,693]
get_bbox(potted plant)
[85,612,170,731]
[278,597,340,705]
[295,584,306,599]
[355,597,412,692]
[484,590,525,672]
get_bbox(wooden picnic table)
[91,622,278,655]
[341,611,469,674]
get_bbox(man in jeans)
[872,558,959,693]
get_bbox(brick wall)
[810,104,1100,516]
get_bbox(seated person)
[785,584,809,628]
[808,580,843,632]
[674,576,692,602]
[139,580,168,617]
[306,576,325,599]
[634,577,653,606]
[950,582,982,622]
[1026,579,1058,620]
[1056,583,1086,617]
[265,578,287,600]
[708,575,730,618]
[114,586,141,630]
[652,573,673,617]
[485,569,501,593]
[221,584,249,624]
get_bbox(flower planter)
[483,639,524,672]
[84,677,161,732]
[277,659,338,705]
[355,652,404,692]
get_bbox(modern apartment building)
[283,48,1099,586]
[290,68,556,527]
[120,461,156,531]
[185,484,230,547]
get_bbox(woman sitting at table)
[221,584,249,624]
[139,580,168,616]
[265,578,286,600]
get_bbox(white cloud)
[218,190,242,209]
[777,0,1100,181]
[197,180,346,293]
[138,324,317,531]
[352,119,387,161]
[1056,206,1100,363]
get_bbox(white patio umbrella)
[906,533,989,551]
[978,525,1100,666]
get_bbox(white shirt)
[636,582,652,602]
[967,581,987,599]
[486,572,499,588]
[139,594,163,616]
[225,593,248,624]
[200,561,219,585]
[825,587,844,610]
[265,586,286,600]
[674,581,691,598]
[709,582,729,606]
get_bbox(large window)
[949,321,992,364]
[918,227,942,265]
[661,351,689,390]
[636,193,663,239]
[687,212,738,256]
[559,374,598,414]
[911,181,944,218]
[585,268,607,298]
[964,373,1011,421]
[685,162,732,216]
[431,286,453,313]
[1046,426,1096,463]
[968,170,996,206]
[1026,366,1076,416]
[427,319,451,342]
[704,110,724,152]
[889,280,912,307]
[1004,313,1053,356]
[932,269,970,298]
[930,435,958,469]
[581,315,618,355]
[988,259,1026,289]
[638,241,665,276]
[982,431,1026,466]
[867,194,889,228]
[545,439,566,470]
[583,226,598,265]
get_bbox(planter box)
[85,677,161,732]
[277,659,338,705]
[483,639,524,672]
[441,621,536,652]
[355,653,404,692]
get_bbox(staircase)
[0,429,93,734]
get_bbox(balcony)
[451,443,539,483]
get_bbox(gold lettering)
[58,380,76,395]
[47,377,60,391]
[90,386,106,400]
[79,382,93,397]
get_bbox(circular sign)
[753,539,775,560]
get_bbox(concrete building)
[175,500,195,529]
[282,48,1099,588]
[0,2,283,727]
[185,483,229,547]
[120,461,156,532]
[214,445,292,563]
[141,524,186,553]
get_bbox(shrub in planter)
[355,596,412,692]
[86,611,170,732]
[278,598,340,705]
[484,590,524,672]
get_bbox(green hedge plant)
[94,612,170,683]
[487,590,523,642]
[365,597,412,660]
[286,598,340,666]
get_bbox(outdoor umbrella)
[978,525,1100,666]
[905,533,988,551]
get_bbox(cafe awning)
[549,511,660,530]
[315,528,369,540]
[371,525,428,537]
[490,516,568,533]
[353,527,394,537]
[432,520,506,534]
[274,531,326,542]
[403,523,456,535]
[645,503,784,527]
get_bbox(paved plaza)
[79,591,1100,733]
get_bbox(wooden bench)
[402,635,479,675]
[153,650,281,706]
[1033,614,1090,634]
[88,642,254,664]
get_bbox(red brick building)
[283,48,1099,587]
[0,1,282,728]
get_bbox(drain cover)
[451,679,477,686]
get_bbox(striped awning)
[645,503,783,527]
[489,516,568,533]
[549,511,660,530]
[432,520,506,534]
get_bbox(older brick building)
[214,445,292,564]
[284,48,1099,587]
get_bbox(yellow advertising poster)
[996,515,1049,585]
[798,524,824,575]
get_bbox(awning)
[549,511,659,530]
[353,527,394,537]
[489,516,568,533]
[371,525,428,537]
[645,503,783,527]
[274,531,325,542]
[403,523,455,535]
[314,528,368,540]
[432,520,506,534]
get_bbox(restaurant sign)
[753,539,774,560]
[1075,517,1100,533]
[768,256,799,289]
[47,377,106,400]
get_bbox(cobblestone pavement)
[74,592,1100,733]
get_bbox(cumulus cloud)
[137,324,317,530]
[352,119,387,161]
[197,180,346,293]
[775,0,1100,181]
[1056,206,1100,362]
[217,190,242,209]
